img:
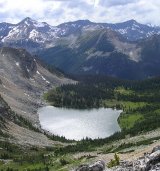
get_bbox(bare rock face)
[0,47,37,79]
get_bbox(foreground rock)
[75,160,105,171]
[112,146,160,171]
[75,146,160,171]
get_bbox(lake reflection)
[38,106,122,140]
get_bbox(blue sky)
[0,0,160,26]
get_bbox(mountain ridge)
[1,18,160,80]
[0,17,160,52]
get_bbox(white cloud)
[0,0,159,26]
[99,0,139,7]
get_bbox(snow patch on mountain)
[16,62,19,66]
[0,18,160,52]
[36,70,50,84]
[117,29,127,34]
[29,29,39,39]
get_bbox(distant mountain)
[38,29,160,80]
[0,17,61,51]
[38,29,139,79]
[104,19,160,41]
[1,18,160,79]
[57,19,160,41]
[0,18,160,52]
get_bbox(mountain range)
[1,17,160,79]
[0,18,160,170]
[38,27,160,79]
[0,17,160,51]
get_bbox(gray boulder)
[145,147,160,171]
[75,164,89,171]
[75,160,105,171]
[89,160,105,171]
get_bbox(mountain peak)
[22,17,35,22]
[75,19,92,24]
[58,19,92,27]
[123,19,139,25]
[23,17,32,21]
[19,17,36,25]
[128,19,137,23]
[18,17,50,28]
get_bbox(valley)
[2,74,158,170]
[0,17,160,171]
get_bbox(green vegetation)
[107,153,120,168]
[119,113,143,129]
[1,134,160,170]
[44,76,160,136]
[0,141,49,170]
[44,132,75,143]
[0,140,96,171]
[13,114,41,133]
[1,76,160,170]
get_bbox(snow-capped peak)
[19,17,48,28]
[0,18,160,52]
[19,17,36,25]
[0,17,61,48]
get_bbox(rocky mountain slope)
[38,29,160,79]
[0,93,54,147]
[58,19,160,41]
[38,29,138,79]
[0,47,72,146]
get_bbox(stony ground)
[72,128,160,171]
[75,144,160,171]
[73,128,160,161]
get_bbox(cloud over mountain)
[0,0,160,26]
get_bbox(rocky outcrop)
[145,146,160,171]
[75,160,105,171]
[111,146,160,171]
[75,146,160,171]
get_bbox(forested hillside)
[45,76,160,136]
